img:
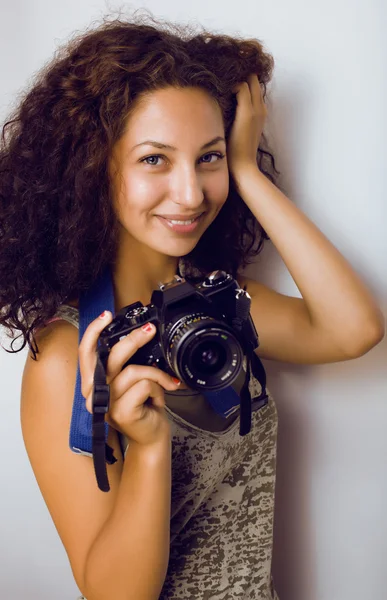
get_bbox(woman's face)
[108,86,229,259]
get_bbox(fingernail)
[99,311,109,319]
[141,322,154,333]
[171,377,181,386]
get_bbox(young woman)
[0,11,384,600]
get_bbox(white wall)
[1,1,386,599]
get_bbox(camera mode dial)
[203,270,229,287]
[125,305,150,326]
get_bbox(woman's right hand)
[79,311,181,448]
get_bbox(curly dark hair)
[0,8,281,360]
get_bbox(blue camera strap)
[69,262,261,459]
[70,263,113,458]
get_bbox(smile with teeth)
[167,217,198,224]
[156,212,204,233]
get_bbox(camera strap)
[69,262,269,491]
[69,263,115,475]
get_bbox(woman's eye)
[200,152,225,163]
[140,152,225,167]
[142,155,162,166]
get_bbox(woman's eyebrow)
[130,136,226,152]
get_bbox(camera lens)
[165,314,243,391]
[191,342,227,374]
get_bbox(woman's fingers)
[107,363,180,408]
[79,312,180,409]
[104,322,158,383]
[106,378,167,428]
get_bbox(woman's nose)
[170,169,205,209]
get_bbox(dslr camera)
[97,270,259,391]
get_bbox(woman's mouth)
[155,212,204,233]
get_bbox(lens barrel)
[166,314,243,391]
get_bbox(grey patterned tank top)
[45,305,279,600]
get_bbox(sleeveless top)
[42,304,280,600]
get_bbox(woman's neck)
[111,249,180,314]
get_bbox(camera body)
[97,270,259,392]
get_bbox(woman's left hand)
[227,73,268,184]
